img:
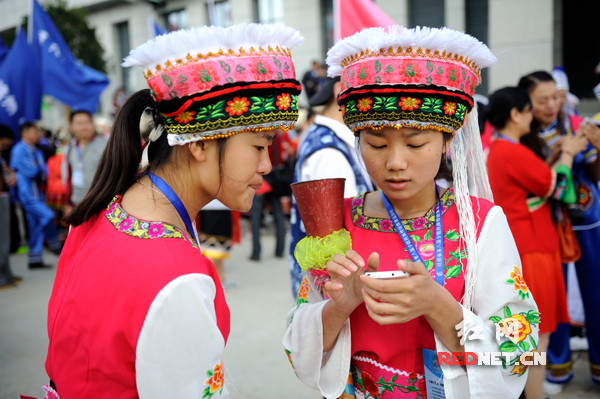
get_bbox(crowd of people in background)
[0,110,107,288]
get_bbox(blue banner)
[151,17,168,38]
[0,29,42,138]
[0,37,9,65]
[31,0,109,113]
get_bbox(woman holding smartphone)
[284,26,539,398]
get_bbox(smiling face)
[529,81,560,128]
[199,130,274,212]
[359,127,449,202]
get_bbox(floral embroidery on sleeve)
[203,363,224,398]
[489,305,540,375]
[296,275,310,306]
[285,349,294,369]
[506,266,530,301]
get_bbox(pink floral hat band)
[122,24,305,145]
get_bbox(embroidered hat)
[326,26,496,134]
[326,26,497,311]
[123,24,305,147]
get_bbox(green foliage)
[1,0,106,73]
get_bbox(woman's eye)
[408,144,426,149]
[256,146,265,151]
[370,144,386,149]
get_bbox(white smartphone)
[365,271,409,279]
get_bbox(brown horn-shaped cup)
[291,178,346,238]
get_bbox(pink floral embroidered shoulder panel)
[105,196,198,248]
[351,188,455,232]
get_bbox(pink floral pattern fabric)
[147,55,296,101]
[349,188,464,281]
[351,189,455,233]
[340,58,478,96]
[104,196,198,248]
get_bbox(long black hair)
[65,90,153,226]
[65,90,228,227]
[517,71,556,159]
[486,87,531,130]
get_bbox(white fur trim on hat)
[122,23,305,70]
[326,25,496,77]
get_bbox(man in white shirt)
[288,77,373,297]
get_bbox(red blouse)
[343,190,493,376]
[487,139,559,254]
[46,197,230,397]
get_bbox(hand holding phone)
[365,270,409,280]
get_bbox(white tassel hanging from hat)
[450,106,493,311]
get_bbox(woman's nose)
[386,149,408,171]
[258,151,272,175]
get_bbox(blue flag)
[31,0,109,113]
[0,29,42,138]
[150,17,168,38]
[0,37,9,65]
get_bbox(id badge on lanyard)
[381,189,447,397]
[71,144,86,189]
[423,349,446,398]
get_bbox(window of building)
[409,0,444,28]
[466,0,489,94]
[321,0,334,58]
[116,21,130,93]
[165,9,188,32]
[254,0,284,24]
[207,0,232,27]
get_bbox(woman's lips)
[386,179,409,190]
[249,183,263,190]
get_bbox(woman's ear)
[189,140,208,163]
[509,107,520,124]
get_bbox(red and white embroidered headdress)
[327,26,497,310]
[123,24,304,147]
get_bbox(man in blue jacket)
[10,123,61,268]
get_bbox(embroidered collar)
[350,188,455,233]
[104,196,198,248]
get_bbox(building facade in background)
[0,0,598,117]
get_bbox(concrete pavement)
[1,228,598,398]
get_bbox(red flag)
[335,0,397,41]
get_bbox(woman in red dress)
[285,27,540,398]
[39,24,304,399]
[486,87,586,399]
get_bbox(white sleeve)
[282,275,352,399]
[436,206,540,398]
[136,274,229,399]
[301,148,359,198]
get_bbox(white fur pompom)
[326,26,496,77]
[123,23,305,69]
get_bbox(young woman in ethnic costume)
[40,24,304,398]
[486,87,587,398]
[283,27,540,398]
[518,71,600,388]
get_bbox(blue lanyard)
[75,142,83,169]
[380,187,445,286]
[495,133,517,144]
[148,172,196,241]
